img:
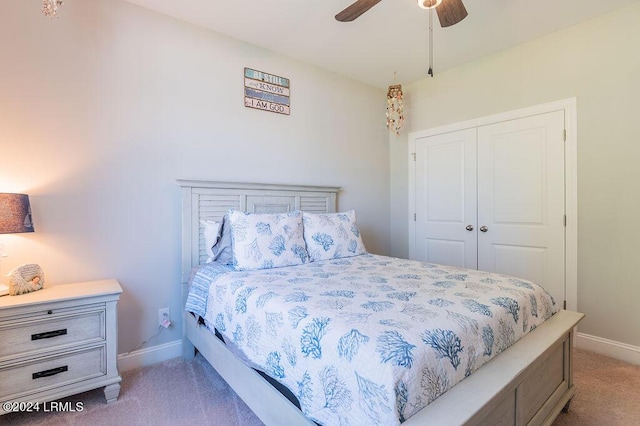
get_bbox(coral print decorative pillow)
[228,210,309,270]
[303,210,367,262]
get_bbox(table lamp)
[0,193,35,296]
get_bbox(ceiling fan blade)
[335,0,382,22]
[436,0,468,27]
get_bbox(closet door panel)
[415,129,477,269]
[492,245,547,287]
[477,110,565,305]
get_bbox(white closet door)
[415,129,477,268]
[477,110,565,305]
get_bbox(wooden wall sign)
[244,67,290,115]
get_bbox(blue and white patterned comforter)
[189,254,558,426]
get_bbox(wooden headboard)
[177,180,340,284]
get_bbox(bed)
[177,179,584,425]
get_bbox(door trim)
[408,98,577,311]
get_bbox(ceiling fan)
[335,0,468,28]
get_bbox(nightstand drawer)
[0,308,105,360]
[0,346,105,397]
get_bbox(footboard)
[183,308,582,426]
[405,310,584,426]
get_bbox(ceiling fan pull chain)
[428,7,434,77]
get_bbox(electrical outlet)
[158,308,171,328]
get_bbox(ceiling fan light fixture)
[417,0,442,10]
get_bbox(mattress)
[187,254,558,425]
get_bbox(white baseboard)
[117,339,183,372]
[576,332,640,365]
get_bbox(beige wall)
[0,1,389,353]
[391,3,640,347]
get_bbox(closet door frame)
[408,98,577,311]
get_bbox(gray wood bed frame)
[177,179,584,426]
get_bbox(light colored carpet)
[3,353,263,426]
[552,349,640,426]
[3,348,639,425]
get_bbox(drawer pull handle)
[31,329,68,341]
[32,365,68,380]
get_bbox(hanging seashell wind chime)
[386,84,404,136]
[42,0,63,17]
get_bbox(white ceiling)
[122,0,638,89]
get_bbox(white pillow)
[228,210,309,271]
[303,210,367,262]
[200,220,222,263]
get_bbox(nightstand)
[0,279,122,414]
